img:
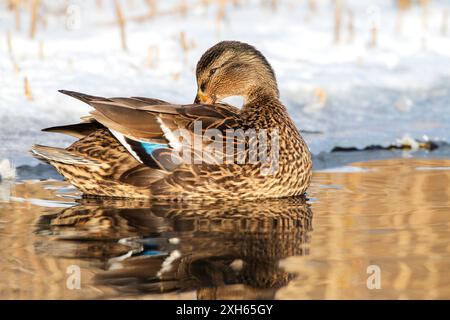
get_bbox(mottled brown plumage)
[31,41,312,200]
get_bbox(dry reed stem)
[308,0,316,13]
[179,31,195,63]
[114,0,128,51]
[313,87,327,107]
[396,10,404,34]
[29,0,40,39]
[201,0,211,9]
[396,0,412,11]
[146,46,159,68]
[171,72,180,81]
[24,77,33,101]
[420,0,429,30]
[178,0,188,17]
[216,0,227,35]
[12,0,21,31]
[369,26,378,48]
[102,3,188,25]
[367,4,378,48]
[6,31,13,55]
[271,0,277,11]
[395,0,411,35]
[442,10,449,36]
[6,31,20,72]
[102,0,207,26]
[334,0,342,44]
[145,0,157,16]
[347,9,354,43]
[38,40,44,60]
[179,31,189,52]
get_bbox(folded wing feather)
[51,90,242,174]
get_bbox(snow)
[396,133,420,151]
[0,159,16,180]
[1,0,450,167]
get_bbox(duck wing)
[55,90,241,174]
[42,90,172,138]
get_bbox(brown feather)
[120,165,168,187]
[42,122,103,138]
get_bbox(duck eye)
[200,82,206,91]
[209,68,218,76]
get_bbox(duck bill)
[194,90,215,104]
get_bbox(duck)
[31,41,312,200]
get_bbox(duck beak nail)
[195,91,214,104]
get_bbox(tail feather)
[58,90,110,104]
[42,122,103,138]
[30,145,101,166]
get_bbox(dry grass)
[114,0,128,51]
[38,40,44,60]
[333,0,342,44]
[442,9,449,36]
[178,0,188,17]
[178,31,196,63]
[308,0,316,13]
[179,31,189,52]
[145,0,157,17]
[420,0,429,30]
[11,0,21,31]
[369,24,378,48]
[24,76,33,101]
[313,87,327,108]
[347,9,354,43]
[216,0,227,35]
[2,0,448,76]
[29,0,41,39]
[146,45,159,68]
[6,31,20,72]
[396,0,412,11]
[171,71,180,81]
[396,7,405,34]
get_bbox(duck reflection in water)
[35,197,313,299]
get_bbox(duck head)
[194,41,279,105]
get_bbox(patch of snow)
[0,159,16,181]
[396,134,420,151]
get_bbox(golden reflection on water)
[0,182,312,299]
[278,158,450,299]
[0,158,450,299]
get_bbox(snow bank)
[1,0,450,165]
[0,159,16,181]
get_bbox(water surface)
[1,158,449,299]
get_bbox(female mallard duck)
[31,41,312,200]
